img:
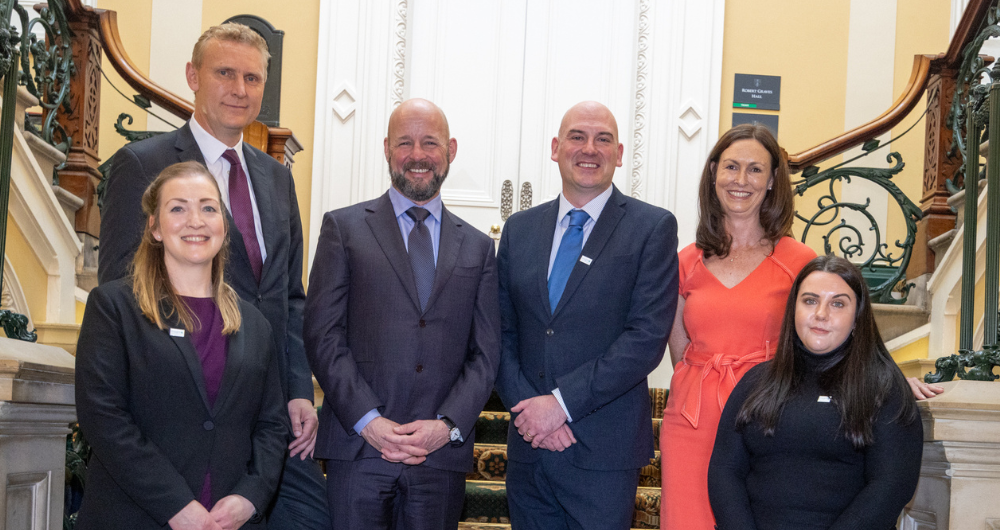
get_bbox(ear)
[384,137,390,162]
[615,142,624,167]
[710,161,717,179]
[185,62,199,92]
[447,138,458,163]
[149,215,161,242]
[550,137,559,162]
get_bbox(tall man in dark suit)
[496,101,679,529]
[96,23,330,530]
[304,98,500,529]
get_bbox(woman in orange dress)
[659,124,813,529]
[659,125,943,529]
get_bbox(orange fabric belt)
[678,343,771,429]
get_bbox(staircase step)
[466,444,663,488]
[461,480,661,529]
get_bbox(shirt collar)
[189,117,245,165]
[556,185,614,225]
[388,187,443,223]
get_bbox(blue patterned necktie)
[405,207,435,312]
[548,209,590,313]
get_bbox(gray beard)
[389,164,449,203]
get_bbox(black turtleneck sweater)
[707,342,923,530]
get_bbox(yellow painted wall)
[6,214,47,320]
[891,335,930,363]
[96,0,153,165]
[887,0,952,262]
[200,1,321,280]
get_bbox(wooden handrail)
[787,55,934,172]
[943,0,992,68]
[96,9,194,120]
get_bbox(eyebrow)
[799,291,852,300]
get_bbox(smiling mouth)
[181,236,209,242]
[577,163,598,169]
[408,168,430,174]
[727,190,752,198]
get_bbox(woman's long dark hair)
[735,255,918,448]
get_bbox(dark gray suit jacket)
[97,124,313,403]
[75,279,287,529]
[496,185,679,471]
[304,192,500,472]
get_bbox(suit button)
[419,320,426,328]
[256,294,263,302]
[416,365,423,373]
[538,371,544,379]
[203,421,214,431]
[546,329,554,336]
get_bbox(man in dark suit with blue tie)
[304,98,500,529]
[496,101,679,529]
[97,24,330,530]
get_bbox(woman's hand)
[168,501,223,530]
[209,494,256,530]
[907,376,945,400]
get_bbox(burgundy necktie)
[222,149,263,283]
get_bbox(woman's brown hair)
[696,124,794,258]
[131,161,241,334]
[735,255,919,448]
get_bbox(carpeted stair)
[458,389,669,529]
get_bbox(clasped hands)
[511,394,577,452]
[168,495,254,530]
[361,417,451,465]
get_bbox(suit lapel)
[211,319,244,416]
[552,187,626,316]
[366,193,422,312]
[174,124,207,165]
[424,207,464,313]
[243,146,277,281]
[536,199,560,317]
[164,310,212,412]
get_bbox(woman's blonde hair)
[131,161,241,334]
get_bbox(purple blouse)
[181,296,228,510]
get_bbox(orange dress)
[659,237,815,529]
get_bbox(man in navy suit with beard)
[496,101,679,529]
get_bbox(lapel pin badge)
[817,396,832,403]
[579,256,593,266]
[169,328,185,337]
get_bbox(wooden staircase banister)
[786,54,934,172]
[96,9,194,120]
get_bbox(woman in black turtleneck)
[707,256,923,530]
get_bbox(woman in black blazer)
[708,256,923,529]
[75,161,287,530]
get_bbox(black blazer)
[304,192,500,472]
[496,186,679,470]
[98,124,314,403]
[74,279,287,529]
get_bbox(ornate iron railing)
[792,119,925,304]
[926,9,1000,382]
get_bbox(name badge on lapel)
[817,396,832,403]
[169,328,185,337]
[579,256,593,266]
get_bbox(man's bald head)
[384,98,457,205]
[558,101,619,141]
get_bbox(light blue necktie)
[548,209,590,313]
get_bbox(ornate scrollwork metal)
[519,182,532,211]
[12,1,75,156]
[925,346,1000,382]
[945,2,1000,194]
[0,308,36,342]
[114,113,164,143]
[793,151,922,304]
[500,180,513,221]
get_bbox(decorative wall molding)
[1,256,32,331]
[391,0,408,109]
[331,83,358,122]
[630,0,651,199]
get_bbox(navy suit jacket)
[496,185,678,470]
[97,124,313,403]
[75,279,287,529]
[304,192,500,472]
